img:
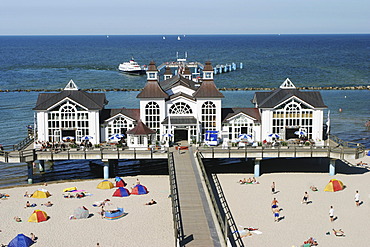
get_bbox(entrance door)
[174,129,188,142]
[286,128,299,139]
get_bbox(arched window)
[60,103,76,128]
[47,101,89,142]
[285,102,301,127]
[108,117,128,137]
[201,101,216,133]
[169,102,193,114]
[145,102,160,140]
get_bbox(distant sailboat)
[177,36,181,41]
[162,36,166,40]
[106,35,109,38]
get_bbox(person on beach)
[24,201,37,208]
[30,233,37,241]
[14,216,22,222]
[273,207,280,222]
[42,201,53,207]
[329,206,335,222]
[333,228,345,237]
[310,185,318,192]
[355,190,361,206]
[145,199,157,205]
[271,198,279,211]
[271,182,276,194]
[302,192,309,204]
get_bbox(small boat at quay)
[118,58,147,75]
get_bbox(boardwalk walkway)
[172,146,223,247]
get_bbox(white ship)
[118,58,147,75]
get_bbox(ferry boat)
[118,58,147,75]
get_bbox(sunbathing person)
[145,199,157,205]
[14,216,22,222]
[304,237,318,246]
[356,161,368,166]
[310,186,318,192]
[239,178,247,184]
[24,201,37,208]
[41,201,53,207]
[333,228,345,237]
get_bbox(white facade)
[34,74,327,148]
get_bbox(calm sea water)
[0,35,369,188]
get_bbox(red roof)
[126,120,156,135]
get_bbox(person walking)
[302,192,309,204]
[271,182,276,194]
[271,198,279,212]
[273,207,280,222]
[355,190,360,207]
[329,206,335,222]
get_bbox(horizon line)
[0,33,369,36]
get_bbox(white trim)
[46,97,89,111]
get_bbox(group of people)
[239,177,259,184]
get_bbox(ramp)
[172,146,223,246]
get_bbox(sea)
[0,34,369,188]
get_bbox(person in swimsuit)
[271,198,279,211]
[273,207,280,222]
[302,192,309,204]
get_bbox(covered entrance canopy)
[162,116,199,143]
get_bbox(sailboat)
[177,36,181,41]
[162,36,166,40]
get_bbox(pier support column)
[38,160,45,172]
[329,159,336,176]
[254,158,261,177]
[103,160,109,179]
[27,161,33,184]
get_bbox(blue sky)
[1,0,369,35]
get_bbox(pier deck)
[172,146,222,246]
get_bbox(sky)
[0,0,369,35]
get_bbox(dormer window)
[149,72,156,79]
[205,72,212,79]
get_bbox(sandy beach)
[219,166,370,247]
[0,175,173,247]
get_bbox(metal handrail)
[13,136,34,151]
[168,151,185,246]
[212,173,244,246]
[196,152,244,247]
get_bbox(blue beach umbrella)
[268,133,280,139]
[294,130,307,137]
[80,136,93,141]
[62,136,75,141]
[238,134,252,140]
[114,133,125,138]
[162,133,173,137]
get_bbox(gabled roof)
[126,120,156,135]
[136,80,168,99]
[193,80,224,98]
[169,92,195,101]
[100,108,140,123]
[33,90,107,110]
[160,74,199,91]
[254,88,327,108]
[222,108,261,123]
